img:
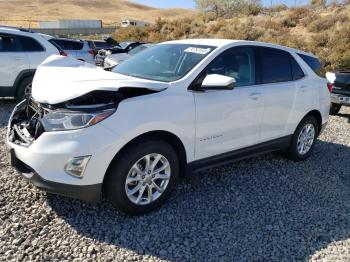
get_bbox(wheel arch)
[14,69,36,97]
[102,130,188,191]
[302,109,322,136]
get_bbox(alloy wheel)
[297,123,315,155]
[125,153,171,205]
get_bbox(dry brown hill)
[0,0,196,27]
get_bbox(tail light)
[327,83,333,93]
[88,49,95,56]
[60,50,68,57]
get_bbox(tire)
[105,139,179,215]
[286,115,319,162]
[17,76,33,100]
[329,103,342,115]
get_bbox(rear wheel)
[17,76,33,100]
[329,103,342,115]
[105,140,179,215]
[286,115,318,162]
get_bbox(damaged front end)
[8,99,47,147]
[8,88,157,147]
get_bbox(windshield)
[112,44,215,82]
[128,45,149,56]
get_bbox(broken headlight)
[41,109,115,131]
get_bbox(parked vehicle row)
[95,41,145,66]
[326,71,350,115]
[7,39,330,215]
[0,27,61,99]
[0,26,120,99]
[104,43,154,70]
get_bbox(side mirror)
[201,74,235,90]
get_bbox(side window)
[259,47,292,84]
[0,35,17,52]
[17,36,44,52]
[206,47,256,87]
[291,56,305,80]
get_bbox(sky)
[133,0,310,8]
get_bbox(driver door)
[193,46,264,160]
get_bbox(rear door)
[256,47,303,141]
[0,33,29,90]
[194,46,264,160]
[16,35,47,69]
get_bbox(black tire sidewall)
[329,103,341,115]
[288,116,319,161]
[106,140,179,215]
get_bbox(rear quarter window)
[297,53,322,77]
[51,39,83,50]
[94,42,110,49]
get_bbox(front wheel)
[286,116,318,162]
[105,140,179,215]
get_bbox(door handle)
[299,85,307,92]
[249,92,262,100]
[14,57,24,61]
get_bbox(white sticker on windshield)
[184,47,211,55]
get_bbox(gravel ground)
[1,99,350,262]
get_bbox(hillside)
[0,0,196,27]
[115,4,350,72]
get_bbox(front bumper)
[9,148,101,202]
[331,93,350,106]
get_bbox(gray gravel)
[1,98,350,262]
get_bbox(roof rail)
[0,25,34,33]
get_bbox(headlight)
[41,109,115,131]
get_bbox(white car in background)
[0,27,61,99]
[104,44,155,70]
[7,39,330,215]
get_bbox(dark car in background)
[95,41,145,66]
[86,37,118,56]
[327,71,350,115]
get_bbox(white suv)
[0,27,60,99]
[7,39,330,215]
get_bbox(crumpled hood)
[32,55,169,104]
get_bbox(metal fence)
[31,27,116,36]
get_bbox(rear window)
[0,35,16,52]
[297,53,322,76]
[94,41,110,49]
[17,36,44,52]
[50,39,83,50]
[259,47,293,84]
